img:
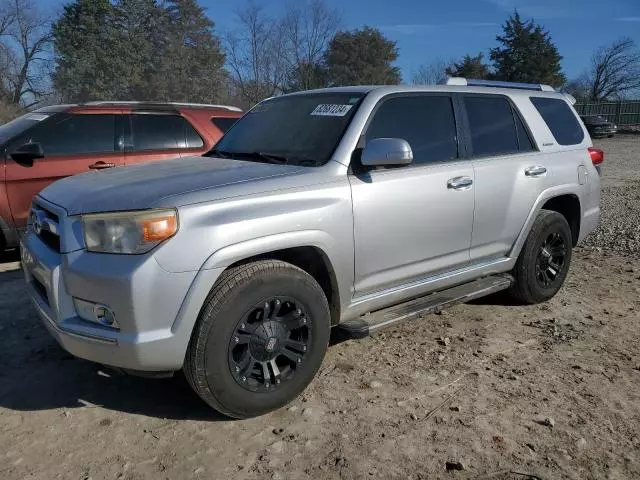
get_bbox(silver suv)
[21,79,601,418]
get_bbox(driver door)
[349,93,475,296]
[4,112,124,233]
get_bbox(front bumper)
[21,231,223,371]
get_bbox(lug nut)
[234,336,239,343]
[242,376,246,382]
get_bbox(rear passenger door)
[461,94,548,262]
[124,113,206,165]
[350,93,475,295]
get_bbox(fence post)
[615,101,622,126]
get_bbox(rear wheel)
[509,210,572,304]
[184,260,330,419]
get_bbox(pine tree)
[325,27,401,86]
[446,53,490,79]
[490,11,566,87]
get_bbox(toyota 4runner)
[20,79,601,418]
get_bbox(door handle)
[89,161,116,170]
[447,176,473,190]
[524,165,547,177]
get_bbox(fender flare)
[509,184,583,259]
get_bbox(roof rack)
[444,77,555,92]
[82,101,242,112]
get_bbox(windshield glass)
[0,112,52,145]
[212,92,365,166]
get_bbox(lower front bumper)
[21,232,224,372]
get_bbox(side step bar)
[338,275,513,338]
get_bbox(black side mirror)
[11,142,44,167]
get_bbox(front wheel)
[509,210,573,304]
[184,260,330,419]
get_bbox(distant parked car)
[580,115,617,138]
[0,101,242,250]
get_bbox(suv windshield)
[0,112,53,145]
[210,92,365,166]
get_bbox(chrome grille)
[29,204,61,252]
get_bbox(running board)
[338,275,513,338]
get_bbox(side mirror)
[10,142,44,167]
[361,138,413,167]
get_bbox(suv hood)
[39,156,304,215]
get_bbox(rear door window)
[12,114,116,156]
[463,95,519,156]
[531,97,584,145]
[365,94,458,165]
[130,114,202,151]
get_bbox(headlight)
[82,209,178,254]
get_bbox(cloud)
[481,0,577,19]
[382,22,498,35]
[616,17,640,22]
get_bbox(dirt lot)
[1,136,639,480]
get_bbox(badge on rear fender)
[310,104,353,116]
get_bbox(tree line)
[1,0,639,124]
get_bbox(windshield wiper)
[208,150,289,164]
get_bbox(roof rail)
[445,77,555,92]
[82,101,242,112]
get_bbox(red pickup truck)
[0,101,242,250]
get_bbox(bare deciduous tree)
[281,0,339,91]
[411,58,452,85]
[586,37,640,101]
[0,0,52,108]
[225,3,288,106]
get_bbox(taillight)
[588,147,604,165]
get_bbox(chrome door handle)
[525,165,547,177]
[89,161,116,170]
[447,176,473,190]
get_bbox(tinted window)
[464,96,518,156]
[185,121,203,148]
[130,114,195,151]
[365,95,458,165]
[0,112,53,145]
[515,111,535,151]
[214,93,364,166]
[15,114,115,156]
[531,97,584,145]
[212,117,238,133]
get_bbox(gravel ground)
[582,136,640,256]
[1,136,639,480]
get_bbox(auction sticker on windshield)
[310,104,353,116]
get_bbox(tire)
[184,260,330,419]
[509,210,573,304]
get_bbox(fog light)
[74,298,119,329]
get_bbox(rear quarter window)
[530,97,584,146]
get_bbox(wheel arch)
[226,246,342,326]
[199,231,348,326]
[510,185,583,259]
[540,194,581,246]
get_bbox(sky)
[39,0,640,82]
